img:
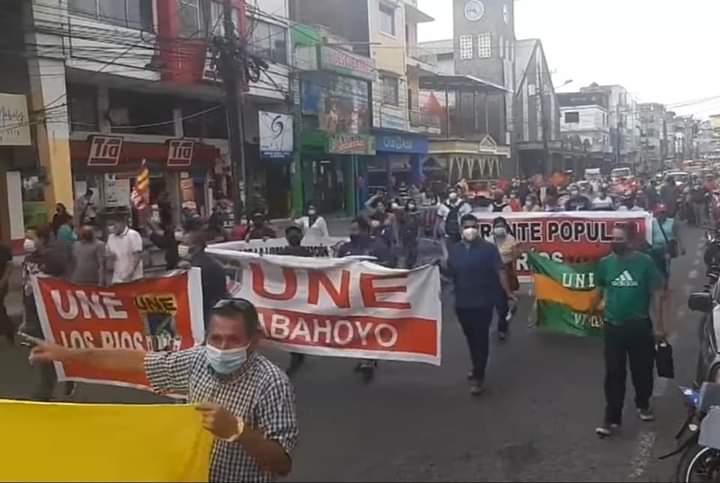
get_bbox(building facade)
[557,91,612,172]
[638,103,667,174]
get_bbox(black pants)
[456,307,494,382]
[604,321,655,425]
[404,241,418,269]
[0,287,13,342]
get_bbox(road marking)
[689,270,699,280]
[627,431,657,479]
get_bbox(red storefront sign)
[87,135,123,167]
[167,140,195,168]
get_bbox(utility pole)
[219,0,249,218]
[538,66,550,177]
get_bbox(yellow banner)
[0,399,212,482]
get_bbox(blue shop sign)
[375,133,429,154]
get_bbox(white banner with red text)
[471,210,654,281]
[206,249,442,365]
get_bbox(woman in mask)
[490,217,520,340]
[230,213,251,241]
[245,211,277,241]
[71,225,106,286]
[294,203,329,241]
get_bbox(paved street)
[0,226,709,481]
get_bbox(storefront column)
[345,155,357,216]
[290,157,304,218]
[27,55,74,214]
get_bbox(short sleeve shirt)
[596,252,664,326]
[145,348,299,483]
[107,228,144,284]
[447,240,504,309]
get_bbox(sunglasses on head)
[211,298,255,312]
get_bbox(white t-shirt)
[107,227,144,284]
[294,216,329,240]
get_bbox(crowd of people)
[1,168,714,481]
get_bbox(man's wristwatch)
[224,417,245,442]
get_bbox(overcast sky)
[418,0,720,118]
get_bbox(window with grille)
[459,35,473,60]
[477,33,492,59]
[381,76,400,106]
[565,112,580,123]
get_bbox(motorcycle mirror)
[689,292,714,314]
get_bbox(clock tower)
[453,0,515,84]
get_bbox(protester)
[147,220,180,270]
[690,181,707,226]
[30,298,299,482]
[441,214,516,395]
[178,226,228,327]
[51,203,72,235]
[71,225,105,285]
[436,189,472,243]
[294,203,329,240]
[278,226,313,376]
[643,179,660,211]
[399,199,422,268]
[593,223,666,437]
[337,217,394,380]
[0,240,13,344]
[564,185,592,211]
[523,194,542,212]
[106,214,144,284]
[509,192,522,212]
[649,203,684,284]
[544,193,563,212]
[245,211,277,241]
[492,190,512,213]
[75,189,97,227]
[490,217,520,340]
[57,216,76,243]
[592,185,615,211]
[660,176,678,217]
[231,214,252,241]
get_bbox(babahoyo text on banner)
[206,251,443,365]
[472,211,653,281]
[31,269,205,389]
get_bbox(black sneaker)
[638,407,655,422]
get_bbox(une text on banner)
[528,252,604,337]
[206,251,443,365]
[0,399,212,482]
[472,211,652,281]
[32,269,205,389]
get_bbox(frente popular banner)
[472,211,653,281]
[32,270,205,389]
[206,250,443,366]
[211,236,348,258]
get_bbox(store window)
[381,75,399,107]
[250,20,288,64]
[68,0,153,30]
[178,0,212,38]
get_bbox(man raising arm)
[31,299,298,482]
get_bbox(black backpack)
[444,202,463,236]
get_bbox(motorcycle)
[660,383,720,482]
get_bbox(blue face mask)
[206,344,249,375]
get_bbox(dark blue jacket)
[445,239,504,309]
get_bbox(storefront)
[368,131,429,193]
[426,135,511,184]
[69,135,220,227]
[297,130,375,217]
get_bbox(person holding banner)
[441,214,516,395]
[29,298,299,483]
[594,223,666,438]
[490,217,520,341]
[294,203,329,241]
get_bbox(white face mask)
[178,244,191,259]
[449,193,459,202]
[107,225,117,235]
[23,238,37,253]
[462,227,479,241]
[494,227,508,238]
[174,230,184,241]
[205,344,249,375]
[307,209,317,216]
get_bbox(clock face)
[464,0,485,22]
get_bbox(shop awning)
[419,74,512,94]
